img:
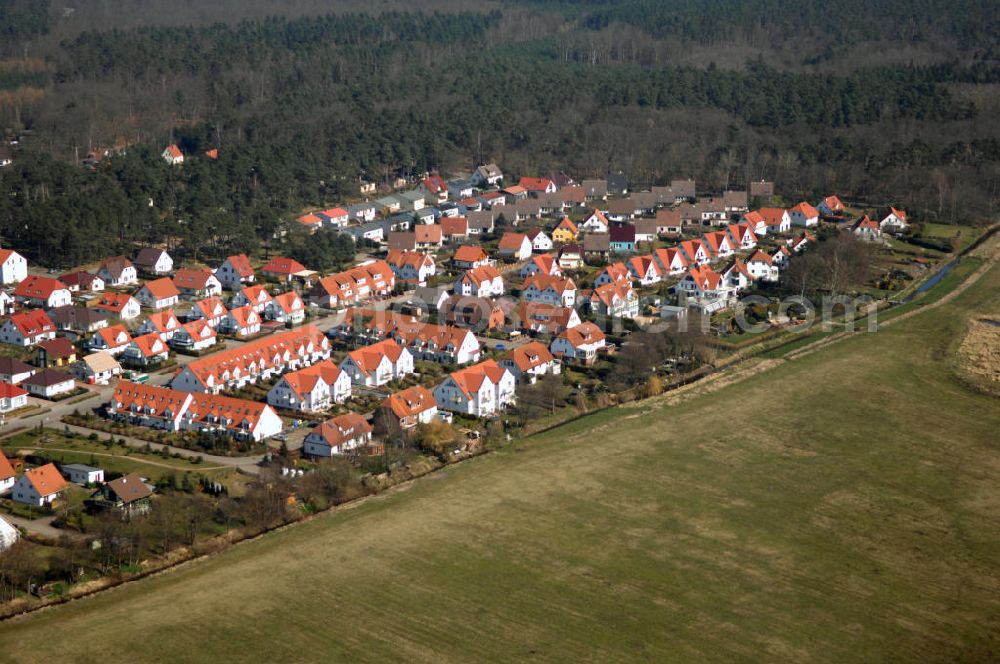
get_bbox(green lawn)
[2,262,1000,662]
[2,430,234,482]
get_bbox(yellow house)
[552,217,579,244]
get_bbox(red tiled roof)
[261,256,308,275]
[13,275,66,300]
[23,463,68,498]
[139,277,180,300]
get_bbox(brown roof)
[105,473,153,504]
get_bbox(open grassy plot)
[2,264,1000,662]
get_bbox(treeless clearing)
[2,265,1000,662]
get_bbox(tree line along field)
[1,243,998,661]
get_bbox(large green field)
[2,260,999,662]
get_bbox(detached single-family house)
[134,278,181,310]
[34,337,77,368]
[557,244,584,270]
[303,413,374,458]
[87,473,153,517]
[585,282,639,319]
[552,217,579,244]
[627,255,661,286]
[265,291,306,324]
[13,276,72,309]
[434,359,516,418]
[0,249,28,284]
[98,256,139,287]
[745,250,779,282]
[550,322,606,365]
[758,208,792,234]
[0,357,36,385]
[59,271,104,293]
[122,333,170,367]
[454,265,504,298]
[138,309,182,341]
[851,215,882,241]
[818,195,845,217]
[380,385,439,430]
[219,305,261,337]
[12,463,68,507]
[173,268,223,299]
[22,368,76,398]
[93,292,142,320]
[497,232,532,261]
[522,274,577,307]
[267,359,351,412]
[500,341,561,384]
[652,247,688,276]
[215,254,256,290]
[527,228,553,252]
[472,163,504,188]
[162,144,184,165]
[72,351,122,385]
[88,325,132,356]
[260,257,310,285]
[171,319,218,351]
[521,254,562,279]
[231,285,272,314]
[387,250,436,286]
[0,310,57,346]
[579,209,610,233]
[788,202,820,227]
[452,245,491,270]
[187,297,229,328]
[0,382,29,413]
[133,247,174,275]
[879,207,909,232]
[339,339,414,387]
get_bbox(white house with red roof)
[434,359,515,417]
[231,284,272,313]
[549,322,606,365]
[676,265,736,313]
[339,339,414,387]
[499,341,561,384]
[652,247,688,276]
[517,176,557,194]
[745,250,779,282]
[585,283,639,319]
[265,291,306,324]
[420,175,450,204]
[261,256,309,284]
[303,413,373,457]
[122,333,170,366]
[13,275,72,309]
[497,232,532,261]
[171,319,218,351]
[757,208,792,234]
[452,245,491,270]
[173,268,222,299]
[0,249,27,284]
[0,382,29,414]
[267,359,350,412]
[187,297,229,328]
[219,305,261,337]
[677,239,710,266]
[579,208,610,233]
[788,202,820,227]
[772,245,791,268]
[138,309,182,341]
[387,249,436,286]
[454,264,504,298]
[0,310,56,346]
[594,262,633,288]
[702,231,735,259]
[215,254,256,290]
[94,292,141,321]
[726,223,758,251]
[522,274,577,306]
[626,255,661,286]
[134,277,181,310]
[879,207,909,231]
[88,324,131,355]
[162,144,184,165]
[740,210,768,236]
[0,451,16,494]
[318,207,350,228]
[12,463,68,506]
[851,215,882,242]
[520,254,562,279]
